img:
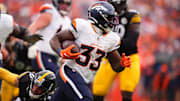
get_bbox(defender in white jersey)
[0,13,42,65]
[50,1,131,101]
[28,0,72,73]
[0,14,14,65]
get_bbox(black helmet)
[88,1,116,33]
[108,0,127,16]
[29,70,56,99]
[52,0,72,15]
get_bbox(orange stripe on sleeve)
[39,6,52,12]
[72,20,77,30]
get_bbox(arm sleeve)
[39,4,53,14]
[0,67,18,86]
[120,29,139,52]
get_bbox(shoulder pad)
[39,4,52,12]
[128,9,140,15]
[18,72,30,79]
[71,18,87,32]
[18,71,35,80]
[128,9,141,24]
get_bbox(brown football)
[61,40,80,53]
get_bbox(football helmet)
[108,0,127,16]
[29,70,56,99]
[52,0,72,15]
[88,1,116,33]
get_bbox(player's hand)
[25,34,43,45]
[60,45,81,59]
[120,53,131,67]
[28,45,39,59]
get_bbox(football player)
[50,1,131,101]
[28,0,72,73]
[0,11,42,101]
[93,0,141,101]
[0,68,56,101]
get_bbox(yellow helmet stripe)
[38,71,51,82]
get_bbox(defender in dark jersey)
[0,68,56,101]
[93,0,141,101]
[17,70,56,101]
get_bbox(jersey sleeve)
[107,32,121,52]
[39,4,53,14]
[129,9,141,24]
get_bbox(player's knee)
[92,85,109,96]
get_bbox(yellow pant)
[1,80,19,101]
[93,53,140,95]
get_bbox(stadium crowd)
[0,0,179,101]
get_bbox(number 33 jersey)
[65,18,121,83]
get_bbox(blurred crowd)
[0,0,180,101]
[130,0,180,101]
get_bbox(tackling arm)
[0,68,18,86]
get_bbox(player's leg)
[119,53,140,101]
[53,64,93,101]
[93,58,118,101]
[31,51,59,73]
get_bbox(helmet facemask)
[29,70,56,99]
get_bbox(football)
[61,40,80,53]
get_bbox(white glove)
[28,45,39,59]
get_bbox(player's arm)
[28,5,53,34]
[10,25,43,45]
[28,12,52,34]
[50,29,75,52]
[0,68,18,86]
[120,14,141,50]
[50,29,80,59]
[107,51,131,72]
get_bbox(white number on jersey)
[113,24,125,38]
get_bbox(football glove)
[120,53,131,67]
[28,45,39,59]
[24,34,43,45]
[59,45,81,59]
